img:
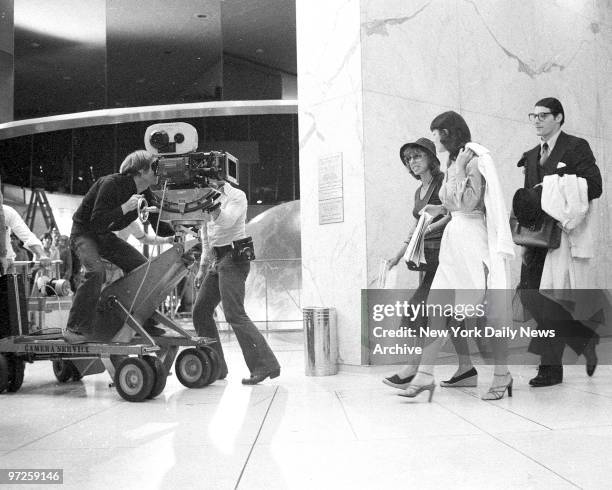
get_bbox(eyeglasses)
[528,112,553,122]
[403,153,425,164]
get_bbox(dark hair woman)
[399,111,515,402]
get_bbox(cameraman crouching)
[193,177,280,384]
[64,150,167,343]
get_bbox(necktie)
[539,142,549,166]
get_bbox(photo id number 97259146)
[0,469,63,484]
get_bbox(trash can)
[303,306,338,376]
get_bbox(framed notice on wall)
[318,153,344,224]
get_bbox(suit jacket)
[517,131,602,201]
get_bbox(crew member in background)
[0,182,7,273]
[2,203,51,270]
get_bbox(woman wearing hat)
[384,137,477,389]
[399,111,515,402]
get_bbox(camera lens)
[150,130,169,149]
[174,133,185,143]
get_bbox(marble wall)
[297,0,611,365]
[362,0,612,290]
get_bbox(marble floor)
[1,332,611,489]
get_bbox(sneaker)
[63,330,89,344]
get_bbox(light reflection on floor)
[1,332,611,489]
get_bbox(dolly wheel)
[200,346,221,383]
[114,357,155,402]
[0,354,9,394]
[175,348,213,388]
[53,360,74,383]
[7,356,25,392]
[143,356,167,399]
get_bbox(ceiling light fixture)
[16,0,105,44]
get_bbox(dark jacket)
[72,173,164,236]
[518,131,602,201]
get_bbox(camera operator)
[193,177,280,385]
[64,150,170,344]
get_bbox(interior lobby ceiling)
[13,0,297,118]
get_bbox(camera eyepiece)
[174,133,185,144]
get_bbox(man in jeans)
[193,177,280,385]
[65,150,167,343]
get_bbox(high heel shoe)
[481,373,513,400]
[398,372,436,402]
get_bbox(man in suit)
[517,97,602,387]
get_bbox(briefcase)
[509,213,561,249]
[0,274,29,338]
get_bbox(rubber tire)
[143,356,167,399]
[53,360,74,383]
[0,354,9,394]
[7,356,25,393]
[114,357,155,402]
[200,346,221,383]
[175,348,213,388]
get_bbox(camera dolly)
[0,239,223,402]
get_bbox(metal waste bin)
[303,306,338,376]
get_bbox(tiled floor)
[1,332,611,489]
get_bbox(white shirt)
[2,205,43,261]
[200,183,247,254]
[541,127,562,154]
[115,220,171,246]
[115,220,152,242]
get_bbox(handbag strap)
[422,173,443,205]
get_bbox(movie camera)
[143,122,239,223]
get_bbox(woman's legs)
[448,318,475,377]
[408,312,448,386]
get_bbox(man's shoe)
[584,337,599,377]
[440,367,478,387]
[143,324,166,337]
[63,330,89,344]
[529,365,563,387]
[242,367,280,385]
[383,374,415,390]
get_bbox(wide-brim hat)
[399,137,440,168]
[512,187,543,228]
